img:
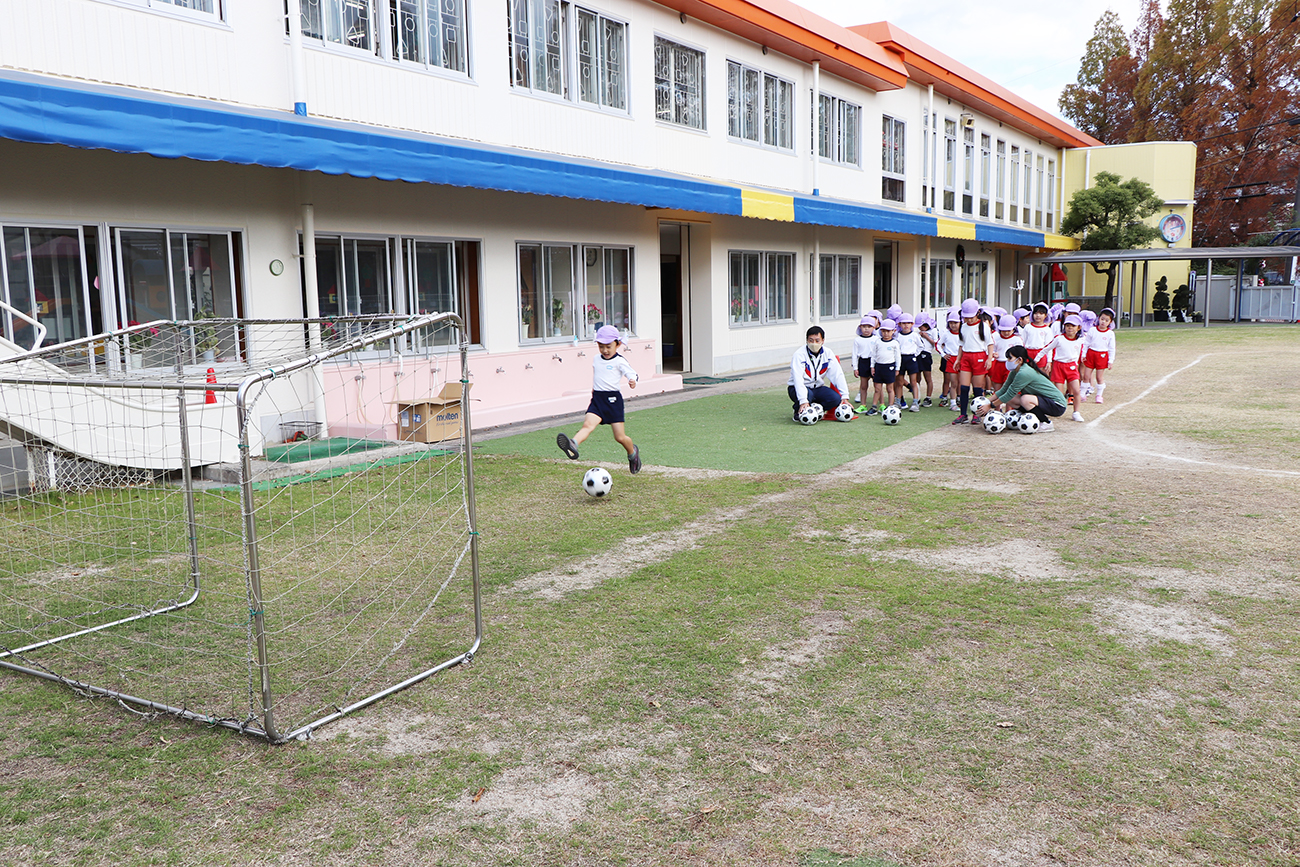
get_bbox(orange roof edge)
[857,21,1103,148]
[656,0,908,91]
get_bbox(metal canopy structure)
[1024,246,1300,327]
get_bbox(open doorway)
[873,240,893,311]
[659,222,690,372]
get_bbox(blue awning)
[0,71,1065,249]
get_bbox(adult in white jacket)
[787,326,852,416]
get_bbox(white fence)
[1194,276,1300,322]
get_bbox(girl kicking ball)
[557,325,642,474]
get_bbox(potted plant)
[125,320,158,367]
[550,296,566,336]
[195,309,220,361]
[1172,283,1191,322]
[1151,276,1170,322]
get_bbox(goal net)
[0,315,482,742]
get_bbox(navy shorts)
[586,390,625,425]
[856,359,873,378]
[873,363,897,384]
[899,354,919,375]
[917,351,934,372]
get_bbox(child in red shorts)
[989,314,1023,390]
[1034,314,1085,422]
[1081,307,1117,403]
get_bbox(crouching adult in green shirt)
[975,345,1067,433]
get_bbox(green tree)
[1059,172,1165,308]
[1059,10,1136,142]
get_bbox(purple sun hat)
[959,298,980,317]
[1049,303,1065,319]
[898,312,915,324]
[859,315,875,327]
[1081,309,1098,323]
[595,324,621,344]
[1064,302,1081,314]
[880,318,897,331]
[946,309,961,323]
[997,314,1018,331]
[886,304,903,321]
[1064,314,1082,327]
[1013,307,1030,320]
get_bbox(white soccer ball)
[970,395,992,415]
[812,403,826,421]
[1017,413,1040,435]
[982,410,1007,434]
[797,406,819,425]
[882,405,901,425]
[1004,408,1022,427]
[834,403,855,422]
[582,467,613,497]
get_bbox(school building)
[0,0,1195,430]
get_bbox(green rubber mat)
[211,448,455,493]
[264,437,393,464]
[681,375,744,385]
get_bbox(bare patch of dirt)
[456,764,597,830]
[1088,596,1234,653]
[861,538,1073,582]
[1119,564,1296,600]
[735,610,850,692]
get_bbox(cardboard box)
[394,383,469,444]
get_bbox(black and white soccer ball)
[1004,408,1022,427]
[834,403,855,422]
[882,405,902,425]
[582,467,613,497]
[1017,413,1040,435]
[982,409,1007,434]
[797,406,819,425]
[812,403,826,422]
[969,395,992,415]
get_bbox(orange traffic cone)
[205,368,217,405]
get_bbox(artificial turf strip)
[476,389,954,474]
[263,437,390,463]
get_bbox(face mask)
[807,343,822,354]
[1005,358,1019,372]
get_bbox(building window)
[1035,155,1045,229]
[962,125,975,215]
[518,243,631,342]
[922,108,933,209]
[401,238,481,346]
[962,261,989,304]
[881,115,905,203]
[818,255,860,319]
[1009,145,1020,223]
[302,0,378,52]
[818,95,860,166]
[727,62,793,149]
[943,119,956,211]
[979,134,991,218]
[509,0,566,95]
[729,251,793,326]
[310,236,391,319]
[391,0,468,72]
[926,258,954,310]
[995,139,1006,221]
[576,8,626,110]
[0,225,99,348]
[1022,149,1033,226]
[655,37,705,129]
[581,245,631,339]
[120,0,224,20]
[1046,159,1057,230]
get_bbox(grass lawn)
[477,389,954,474]
[1,324,1299,867]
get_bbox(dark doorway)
[660,223,686,372]
[873,240,893,310]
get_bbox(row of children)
[845,299,1117,428]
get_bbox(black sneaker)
[922,397,932,408]
[556,433,579,460]
[628,445,642,474]
[951,414,968,425]
[866,407,879,416]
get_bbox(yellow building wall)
[1058,142,1197,314]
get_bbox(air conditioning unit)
[960,114,976,129]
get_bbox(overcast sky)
[795,1,1148,123]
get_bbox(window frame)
[1046,158,1057,230]
[1022,149,1033,226]
[962,124,975,215]
[881,115,906,203]
[399,235,483,348]
[389,0,471,75]
[654,35,707,130]
[818,254,861,320]
[0,222,97,349]
[926,258,955,310]
[517,241,633,344]
[729,249,795,327]
[98,0,226,24]
[1009,145,1020,223]
[574,5,629,112]
[962,260,989,305]
[979,134,991,219]
[942,118,957,211]
[995,139,1006,221]
[1035,155,1045,229]
[726,59,794,150]
[817,92,862,167]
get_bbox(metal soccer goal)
[0,314,482,743]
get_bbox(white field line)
[1086,353,1300,478]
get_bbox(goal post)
[0,313,483,743]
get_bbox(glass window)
[995,139,1006,221]
[962,125,975,215]
[390,0,469,73]
[979,134,991,218]
[727,62,792,149]
[0,225,98,348]
[927,259,955,310]
[655,37,705,129]
[576,9,626,110]
[819,255,860,319]
[519,243,630,342]
[1035,155,1045,229]
[1023,150,1033,226]
[308,236,391,321]
[402,238,481,346]
[582,245,631,339]
[818,94,861,166]
[119,0,223,19]
[729,251,792,326]
[1047,159,1057,230]
[302,0,377,52]
[508,0,565,95]
[943,119,956,211]
[963,261,989,305]
[881,116,905,203]
[1009,145,1020,223]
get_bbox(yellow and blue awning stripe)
[0,72,1075,250]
